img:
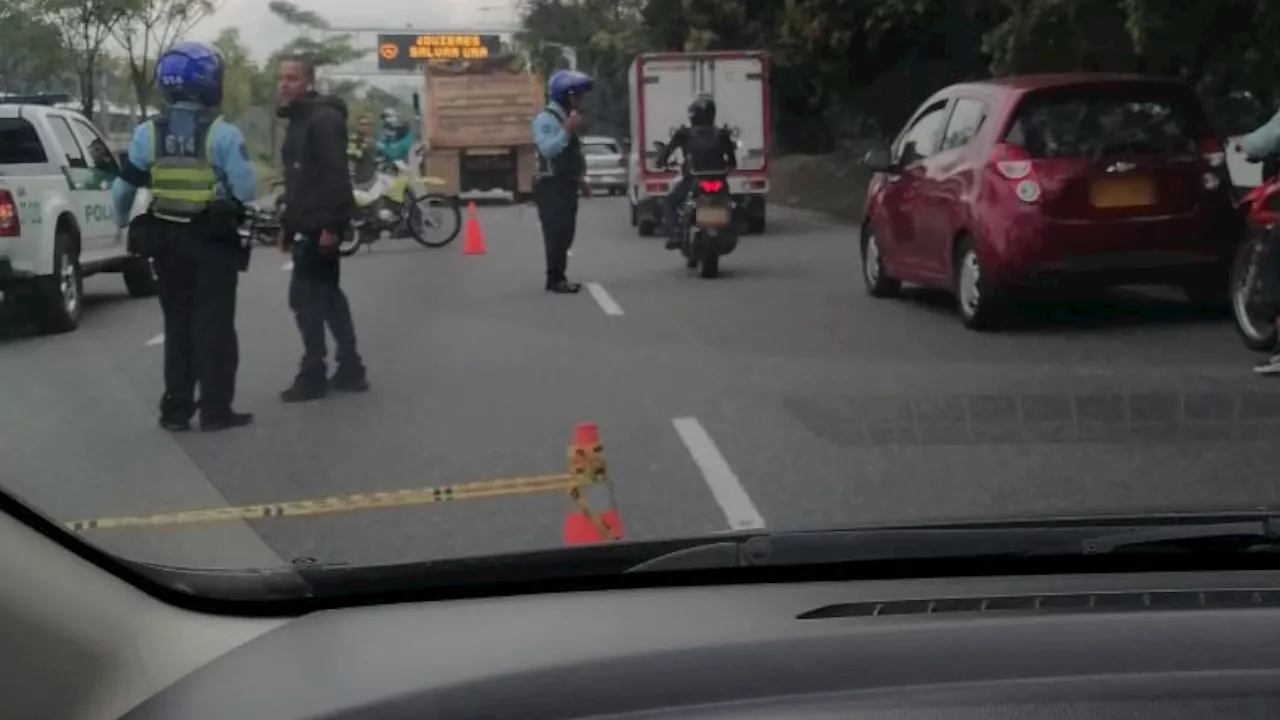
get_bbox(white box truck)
[626,50,771,236]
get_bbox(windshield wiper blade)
[626,516,1280,573]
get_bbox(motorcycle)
[1231,161,1280,351]
[340,159,462,256]
[675,171,739,278]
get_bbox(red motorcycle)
[1231,165,1280,350]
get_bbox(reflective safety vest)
[534,105,583,180]
[149,111,223,222]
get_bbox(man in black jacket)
[276,55,369,402]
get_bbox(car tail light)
[1201,135,1225,168]
[698,179,724,193]
[991,143,1033,179]
[0,190,19,237]
[988,143,1039,203]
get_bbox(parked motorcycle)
[676,172,739,278]
[1231,168,1280,350]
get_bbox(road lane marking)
[586,282,624,315]
[671,417,765,531]
[65,472,593,532]
[145,334,164,346]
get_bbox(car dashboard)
[120,568,1280,719]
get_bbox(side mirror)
[862,146,896,173]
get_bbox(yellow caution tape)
[66,472,594,532]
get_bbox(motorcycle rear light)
[0,190,19,237]
[699,180,724,192]
[990,143,1032,180]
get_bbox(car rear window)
[584,142,619,155]
[1003,86,1201,159]
[0,118,48,164]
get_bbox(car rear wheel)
[861,224,901,297]
[955,237,1001,330]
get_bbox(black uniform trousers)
[534,176,579,287]
[151,221,241,422]
[288,232,363,385]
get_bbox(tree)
[37,0,141,118]
[210,27,255,120]
[114,0,225,116]
[0,1,72,93]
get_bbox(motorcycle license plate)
[695,205,731,228]
[1089,176,1156,208]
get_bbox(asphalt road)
[3,196,1280,572]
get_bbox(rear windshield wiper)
[626,516,1280,573]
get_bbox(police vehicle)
[0,96,155,334]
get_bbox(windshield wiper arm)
[627,516,1280,573]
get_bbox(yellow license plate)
[1089,176,1156,208]
[695,205,730,228]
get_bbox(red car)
[860,73,1238,329]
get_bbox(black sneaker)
[281,380,327,403]
[199,412,254,432]
[159,417,191,432]
[329,373,369,392]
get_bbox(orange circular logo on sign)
[379,43,398,60]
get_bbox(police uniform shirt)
[110,102,258,228]
[531,102,584,180]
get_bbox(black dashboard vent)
[798,589,1280,619]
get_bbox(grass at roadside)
[770,152,871,224]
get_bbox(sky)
[189,0,523,62]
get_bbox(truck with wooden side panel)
[419,56,544,200]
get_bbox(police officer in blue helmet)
[530,69,593,293]
[110,40,258,432]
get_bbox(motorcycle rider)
[110,40,257,432]
[376,108,414,166]
[1236,112,1280,374]
[348,112,377,186]
[655,95,738,250]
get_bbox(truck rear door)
[640,56,697,177]
[705,55,768,174]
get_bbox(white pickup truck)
[0,102,155,334]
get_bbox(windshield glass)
[2,1,1278,595]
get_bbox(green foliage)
[514,0,1280,152]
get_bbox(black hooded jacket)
[278,92,354,235]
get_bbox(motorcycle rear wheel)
[1232,234,1279,351]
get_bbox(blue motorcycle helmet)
[155,41,225,107]
[548,70,593,108]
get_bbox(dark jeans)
[664,175,692,238]
[288,234,364,384]
[534,177,579,286]
[153,228,241,422]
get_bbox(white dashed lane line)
[145,334,164,347]
[586,282,624,316]
[671,417,765,531]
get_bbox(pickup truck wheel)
[27,231,82,334]
[122,255,158,297]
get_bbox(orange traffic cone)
[462,201,486,255]
[562,422,623,545]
